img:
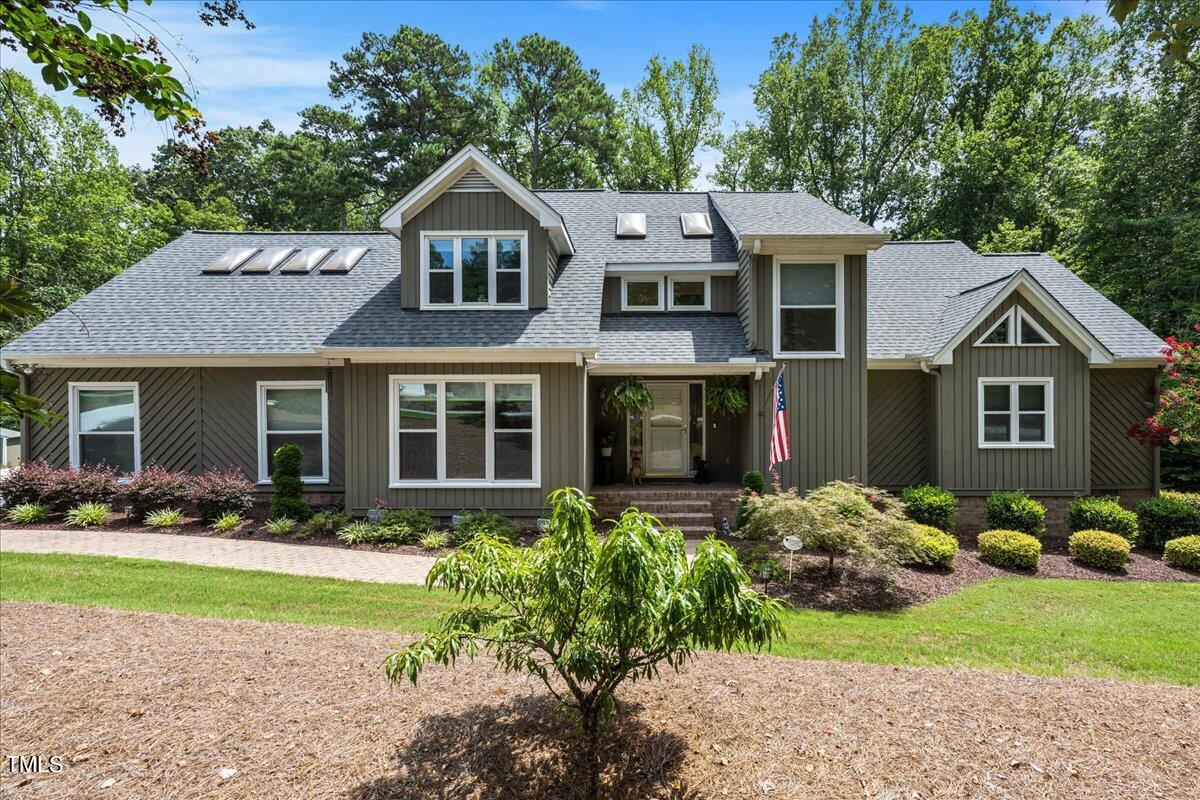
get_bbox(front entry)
[644,382,690,477]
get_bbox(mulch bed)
[1,602,1196,800]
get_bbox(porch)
[590,481,742,535]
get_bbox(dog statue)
[626,456,644,485]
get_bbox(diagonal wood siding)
[1090,368,1157,490]
[735,248,755,345]
[867,370,932,489]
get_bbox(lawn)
[2,551,1197,685]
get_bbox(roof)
[867,242,1164,361]
[594,314,766,364]
[0,428,18,439]
[709,191,882,238]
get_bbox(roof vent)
[280,246,334,274]
[320,245,369,274]
[680,212,713,237]
[203,247,259,274]
[615,212,646,238]
[240,246,299,274]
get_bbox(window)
[69,383,140,472]
[389,375,540,487]
[975,307,1058,347]
[622,276,663,311]
[257,381,329,483]
[668,276,710,311]
[680,212,713,237]
[978,378,1053,448]
[420,232,527,308]
[774,256,844,357]
[615,212,646,238]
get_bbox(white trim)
[973,306,1059,348]
[667,275,711,312]
[387,374,541,489]
[420,231,529,310]
[772,255,845,359]
[314,347,594,363]
[633,380,704,478]
[974,307,1016,346]
[8,355,343,368]
[586,360,775,376]
[68,382,141,472]
[606,261,738,275]
[621,276,664,312]
[1016,307,1058,346]
[256,380,330,484]
[977,377,1054,449]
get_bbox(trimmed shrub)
[191,467,254,521]
[984,491,1046,537]
[337,522,378,545]
[736,470,767,529]
[269,444,310,522]
[1163,535,1200,571]
[905,523,958,569]
[380,508,435,539]
[265,517,297,536]
[451,509,518,545]
[0,460,58,506]
[419,531,449,550]
[978,529,1041,571]
[299,510,350,539]
[1161,490,1200,507]
[65,502,110,528]
[376,523,420,546]
[144,507,184,528]
[1069,529,1131,571]
[1067,497,1139,543]
[901,485,957,533]
[211,511,244,532]
[1136,495,1200,551]
[6,503,49,524]
[124,466,191,517]
[742,470,766,495]
[46,465,120,509]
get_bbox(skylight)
[320,245,369,274]
[240,246,298,274]
[280,247,333,274]
[203,247,259,274]
[615,212,646,238]
[680,212,713,237]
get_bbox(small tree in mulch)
[385,487,784,800]
[269,444,310,522]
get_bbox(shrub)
[123,466,191,517]
[46,465,120,509]
[381,508,435,539]
[265,517,297,536]
[905,523,958,569]
[1068,529,1131,571]
[419,531,449,550]
[984,491,1046,537]
[191,467,254,521]
[900,485,957,533]
[65,502,110,528]
[978,529,1041,571]
[6,503,48,524]
[739,545,787,583]
[1162,535,1200,571]
[1067,497,1139,543]
[299,510,350,539]
[143,507,184,528]
[742,470,766,495]
[337,521,378,545]
[735,470,767,529]
[211,512,244,532]
[0,460,58,506]
[1136,495,1200,550]
[1161,489,1200,507]
[451,509,518,545]
[269,444,310,522]
[376,524,419,546]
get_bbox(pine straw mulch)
[2,603,1197,800]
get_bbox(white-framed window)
[978,378,1053,449]
[773,255,844,358]
[388,375,540,488]
[667,275,710,311]
[420,231,528,309]
[69,382,140,473]
[975,306,1058,347]
[621,276,663,311]
[257,381,329,483]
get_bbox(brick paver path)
[0,528,436,584]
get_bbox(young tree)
[387,487,783,799]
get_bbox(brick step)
[593,500,713,513]
[592,491,734,502]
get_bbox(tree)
[1108,0,1200,71]
[478,34,617,189]
[708,122,767,191]
[0,277,57,427]
[621,45,722,191]
[386,487,783,799]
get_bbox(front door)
[644,382,689,476]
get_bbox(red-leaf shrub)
[191,467,254,521]
[47,465,121,509]
[0,460,59,506]
[124,465,192,518]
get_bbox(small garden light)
[124,505,134,521]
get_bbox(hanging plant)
[602,377,653,418]
[706,376,749,418]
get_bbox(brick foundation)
[953,489,1155,536]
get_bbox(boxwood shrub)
[1135,495,1200,551]
[901,484,957,533]
[1067,497,1139,543]
[978,529,1041,571]
[906,523,958,569]
[984,491,1046,537]
[1162,535,1200,571]
[268,444,310,522]
[1068,529,1131,571]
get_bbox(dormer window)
[975,307,1058,347]
[680,212,713,237]
[420,231,527,309]
[616,213,646,238]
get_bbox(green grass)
[2,551,1197,685]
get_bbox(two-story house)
[1,146,1165,530]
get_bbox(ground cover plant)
[984,491,1046,536]
[337,522,377,546]
[1069,529,1131,571]
[211,512,244,532]
[901,484,957,532]
[265,517,297,536]
[5,502,48,524]
[978,530,1041,571]
[143,507,183,528]
[1068,497,1139,543]
[64,502,109,528]
[419,531,449,550]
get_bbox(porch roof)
[590,314,772,373]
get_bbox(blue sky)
[5,0,1095,182]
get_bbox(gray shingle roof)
[594,314,766,364]
[710,191,881,237]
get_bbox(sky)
[3,0,1094,185]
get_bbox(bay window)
[978,378,1053,448]
[257,381,329,482]
[389,375,540,487]
[69,382,140,473]
[421,232,527,308]
[774,256,844,357]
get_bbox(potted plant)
[598,428,617,458]
[706,376,749,417]
[601,377,654,419]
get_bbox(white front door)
[644,382,689,476]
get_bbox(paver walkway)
[0,528,437,584]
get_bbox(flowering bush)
[124,465,192,517]
[1128,324,1200,447]
[191,467,254,521]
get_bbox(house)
[0,427,19,473]
[0,146,1165,531]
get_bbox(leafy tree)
[708,122,766,191]
[0,277,57,427]
[478,34,617,189]
[1108,0,1200,71]
[621,45,722,191]
[386,487,783,799]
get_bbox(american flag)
[770,367,790,467]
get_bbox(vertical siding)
[867,370,932,489]
[601,275,737,313]
[934,297,1090,493]
[735,247,755,345]
[753,254,772,349]
[400,191,548,310]
[1090,368,1157,490]
[347,362,583,514]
